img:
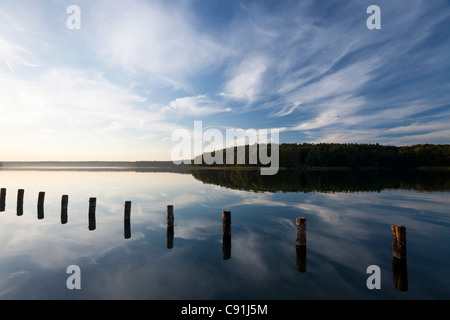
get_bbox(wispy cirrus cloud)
[86,0,226,92]
[220,55,268,105]
[163,95,232,117]
[256,0,450,145]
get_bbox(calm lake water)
[0,168,449,300]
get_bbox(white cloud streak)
[163,95,231,116]
[220,55,268,104]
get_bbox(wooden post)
[391,225,406,260]
[167,205,174,228]
[222,211,231,260]
[222,210,231,236]
[167,205,174,249]
[17,189,24,216]
[37,192,45,220]
[296,218,306,246]
[124,201,132,239]
[88,197,96,231]
[61,195,68,224]
[296,217,307,272]
[124,201,132,220]
[0,188,6,212]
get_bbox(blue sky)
[0,0,449,161]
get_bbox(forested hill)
[193,143,450,168]
[278,143,450,167]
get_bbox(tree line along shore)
[0,143,449,169]
[191,143,450,168]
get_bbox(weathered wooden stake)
[222,210,231,236]
[167,205,174,249]
[88,197,96,231]
[0,188,6,212]
[391,225,407,260]
[61,195,68,224]
[167,205,174,228]
[123,201,132,239]
[296,217,306,246]
[17,189,24,216]
[222,211,231,260]
[37,192,45,220]
[124,201,132,220]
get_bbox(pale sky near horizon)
[0,0,449,161]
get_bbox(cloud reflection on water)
[0,170,449,299]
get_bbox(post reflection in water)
[167,225,174,249]
[295,217,307,272]
[0,168,447,300]
[393,257,408,292]
[124,219,131,239]
[222,210,231,260]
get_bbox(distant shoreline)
[0,161,190,173]
[1,161,448,172]
[0,161,180,167]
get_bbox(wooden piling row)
[0,190,136,238]
[0,187,410,291]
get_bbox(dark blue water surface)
[0,169,449,300]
